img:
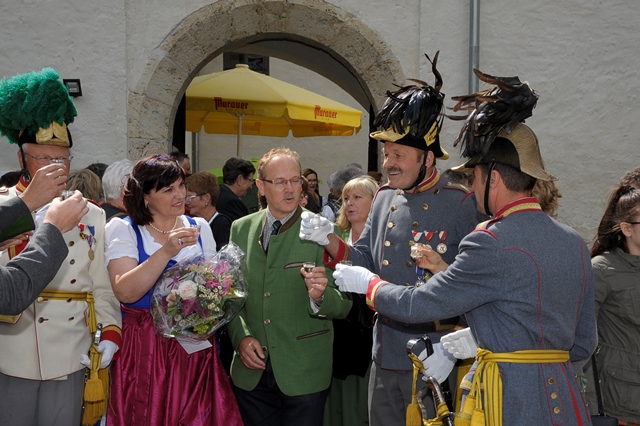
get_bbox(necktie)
[271,220,282,235]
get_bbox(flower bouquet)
[151,242,247,342]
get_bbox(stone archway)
[126,0,405,159]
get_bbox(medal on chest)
[78,223,96,260]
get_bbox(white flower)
[177,280,198,299]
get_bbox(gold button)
[434,189,440,195]
[69,259,75,265]
[37,317,45,323]
[382,317,389,324]
[396,189,402,195]
[422,204,429,210]
[551,392,558,399]
[384,241,391,247]
[36,297,44,303]
[404,283,411,286]
[387,222,394,229]
[412,221,418,228]
[264,292,271,297]
[553,407,560,414]
[391,205,397,211]
[382,260,389,266]
[548,378,554,385]
[68,241,74,247]
[264,319,270,325]
[406,261,413,267]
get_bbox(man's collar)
[493,197,542,219]
[413,168,439,193]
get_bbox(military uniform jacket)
[0,186,122,381]
[328,170,478,370]
[228,206,352,396]
[369,198,597,424]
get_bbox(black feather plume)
[449,68,538,158]
[373,51,445,138]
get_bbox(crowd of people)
[0,62,638,426]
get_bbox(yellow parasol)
[185,64,362,156]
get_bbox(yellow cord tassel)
[84,345,105,402]
[407,352,424,426]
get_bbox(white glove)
[333,264,376,294]
[441,328,478,359]
[80,341,120,369]
[420,342,457,384]
[299,211,333,246]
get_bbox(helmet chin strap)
[483,162,497,217]
[19,146,31,182]
[403,150,428,191]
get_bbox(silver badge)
[436,243,447,254]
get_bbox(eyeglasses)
[25,153,73,165]
[625,222,640,225]
[185,194,204,202]
[261,177,303,189]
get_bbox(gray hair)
[102,159,134,201]
[328,164,366,191]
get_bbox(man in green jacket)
[228,147,352,426]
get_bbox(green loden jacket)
[228,206,352,396]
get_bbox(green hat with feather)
[0,67,77,147]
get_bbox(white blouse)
[104,215,216,266]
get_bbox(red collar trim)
[15,174,29,194]
[414,169,440,193]
[493,197,542,219]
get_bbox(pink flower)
[212,261,231,276]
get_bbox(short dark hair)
[123,155,185,225]
[186,171,220,205]
[222,157,255,185]
[85,163,109,180]
[170,151,189,163]
[477,162,536,193]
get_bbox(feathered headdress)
[0,67,77,147]
[449,69,538,158]
[450,69,555,182]
[370,52,448,159]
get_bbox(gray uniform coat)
[343,171,478,370]
[0,196,68,315]
[369,198,597,424]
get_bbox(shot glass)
[190,224,202,235]
[410,243,428,260]
[339,260,353,266]
[303,262,316,273]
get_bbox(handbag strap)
[591,354,606,416]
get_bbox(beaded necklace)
[147,216,180,234]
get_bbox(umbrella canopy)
[185,64,363,155]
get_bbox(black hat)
[370,52,448,159]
